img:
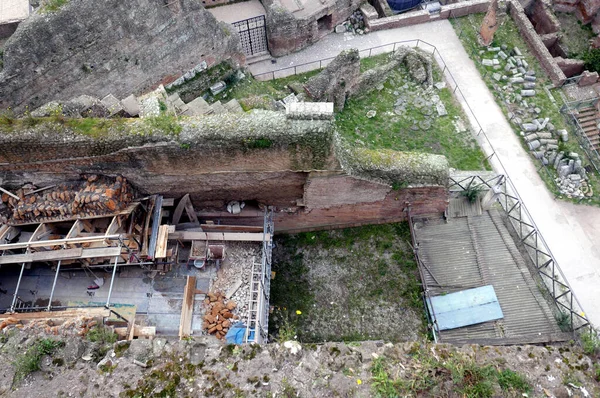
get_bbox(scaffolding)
[245,207,274,344]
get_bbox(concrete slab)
[0,0,30,24]
[208,0,266,24]
[248,20,600,329]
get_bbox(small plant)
[12,338,64,386]
[87,325,118,345]
[461,184,483,203]
[497,369,531,394]
[580,330,600,355]
[245,137,273,149]
[158,100,168,113]
[41,0,69,13]
[276,312,297,343]
[556,311,572,332]
[280,378,298,397]
[370,357,401,397]
[144,114,182,135]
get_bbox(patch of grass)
[497,368,531,394]
[12,338,64,386]
[580,330,600,355]
[335,60,488,170]
[87,325,118,345]
[144,114,182,136]
[41,0,69,13]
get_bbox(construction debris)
[202,291,238,340]
[1,175,133,224]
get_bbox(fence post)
[416,39,420,48]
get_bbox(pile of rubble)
[336,11,369,35]
[0,316,101,337]
[481,46,590,199]
[202,292,238,340]
[2,175,133,224]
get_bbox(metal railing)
[562,74,584,87]
[448,173,591,333]
[559,97,600,174]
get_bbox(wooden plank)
[0,225,18,242]
[179,276,196,339]
[162,198,175,207]
[66,220,83,240]
[0,234,121,251]
[105,216,120,236]
[140,197,155,257]
[0,186,19,200]
[200,224,264,233]
[29,223,48,243]
[169,231,270,242]
[147,196,163,260]
[0,308,110,320]
[115,325,156,338]
[0,246,122,265]
[172,194,189,225]
[183,196,199,224]
[155,225,169,259]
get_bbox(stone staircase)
[166,92,244,117]
[576,105,600,150]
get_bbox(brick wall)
[275,185,448,233]
[508,0,566,86]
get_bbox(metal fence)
[448,174,591,333]
[252,36,594,336]
[559,97,600,174]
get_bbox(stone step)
[223,99,244,113]
[579,119,597,128]
[185,96,211,116]
[209,101,227,115]
[246,52,273,65]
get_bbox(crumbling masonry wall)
[0,0,245,113]
[0,110,449,228]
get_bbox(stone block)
[579,71,599,86]
[360,3,379,20]
[121,94,140,117]
[101,94,124,117]
[185,97,211,116]
[286,102,334,120]
[210,81,227,95]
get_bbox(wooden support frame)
[0,234,121,251]
[172,194,198,225]
[0,246,123,265]
[146,196,163,260]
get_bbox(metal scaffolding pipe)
[105,255,119,308]
[10,263,26,312]
[47,260,62,311]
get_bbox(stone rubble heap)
[481,45,591,199]
[335,11,369,35]
[202,292,238,340]
[2,175,133,224]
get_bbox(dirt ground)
[269,223,426,343]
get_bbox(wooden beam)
[200,224,264,233]
[179,276,196,339]
[0,225,18,242]
[66,220,83,240]
[168,231,270,242]
[172,194,189,225]
[140,197,155,257]
[0,187,19,200]
[0,308,110,320]
[106,216,121,236]
[29,223,49,243]
[114,325,156,339]
[155,225,169,259]
[0,246,122,265]
[183,196,199,224]
[0,234,121,251]
[162,198,175,207]
[147,196,163,260]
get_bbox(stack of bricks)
[2,175,133,224]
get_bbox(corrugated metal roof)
[414,209,563,344]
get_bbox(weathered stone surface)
[303,49,361,110]
[0,0,244,113]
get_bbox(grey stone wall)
[0,0,245,113]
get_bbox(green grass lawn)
[451,13,600,206]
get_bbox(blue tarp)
[225,322,255,344]
[427,285,504,331]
